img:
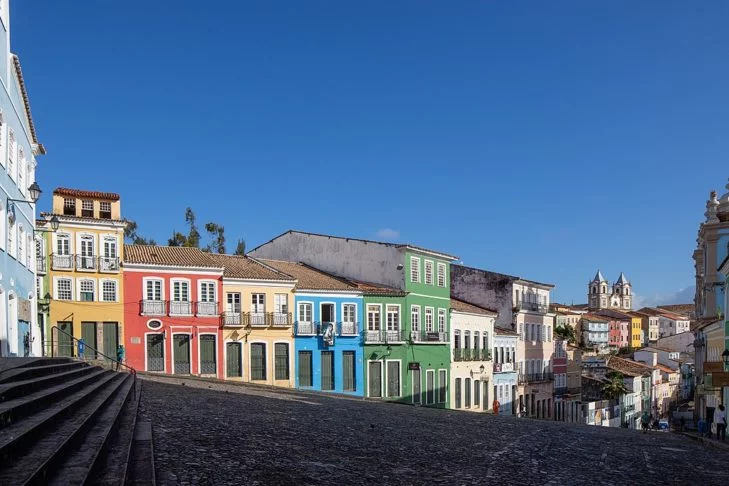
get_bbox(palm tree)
[602,371,629,399]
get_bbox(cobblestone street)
[140,378,728,485]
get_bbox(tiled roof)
[450,298,497,316]
[655,363,678,374]
[53,187,121,201]
[124,245,221,269]
[606,356,653,377]
[595,309,632,320]
[207,254,294,281]
[657,304,694,316]
[255,259,353,290]
[348,280,407,296]
[582,313,610,322]
[653,309,689,321]
[11,55,43,153]
[495,326,518,336]
[39,212,126,224]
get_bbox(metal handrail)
[50,325,136,398]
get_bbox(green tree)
[123,219,156,245]
[204,222,226,254]
[602,371,629,399]
[234,239,246,255]
[554,324,576,344]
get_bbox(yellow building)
[630,317,642,348]
[207,254,297,387]
[41,188,126,359]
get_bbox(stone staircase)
[0,357,152,485]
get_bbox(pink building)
[597,309,631,349]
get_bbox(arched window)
[474,331,480,350]
[602,286,606,293]
[464,330,471,349]
[592,286,596,294]
[454,329,461,348]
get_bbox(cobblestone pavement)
[140,378,729,486]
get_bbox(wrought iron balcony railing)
[411,329,448,343]
[169,301,193,315]
[99,256,120,272]
[454,348,492,361]
[364,329,407,344]
[76,255,97,271]
[518,372,554,384]
[51,254,74,270]
[141,300,166,316]
[270,312,291,326]
[222,311,242,327]
[248,312,267,327]
[296,321,317,335]
[339,321,359,336]
[197,301,219,316]
[517,301,548,314]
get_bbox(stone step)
[91,381,142,486]
[0,364,96,403]
[124,419,155,486]
[0,369,117,464]
[0,372,127,484]
[48,375,135,486]
[0,361,89,385]
[0,367,109,429]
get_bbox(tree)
[204,222,226,254]
[234,239,246,255]
[554,324,576,344]
[184,207,201,247]
[123,219,156,245]
[602,371,629,399]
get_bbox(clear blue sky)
[12,1,729,305]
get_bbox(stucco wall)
[450,265,515,328]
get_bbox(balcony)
[197,301,219,316]
[454,348,492,361]
[248,312,267,327]
[517,301,548,314]
[75,255,97,271]
[364,329,407,344]
[554,386,568,396]
[36,256,47,274]
[411,329,448,343]
[169,301,193,315]
[339,321,359,336]
[296,321,317,335]
[99,256,120,273]
[222,312,242,327]
[141,300,166,316]
[269,312,291,326]
[51,254,73,270]
[518,372,554,384]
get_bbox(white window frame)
[101,279,118,302]
[55,277,73,301]
[56,232,71,256]
[411,305,420,332]
[437,262,446,287]
[367,304,381,331]
[437,308,446,333]
[99,201,112,217]
[143,277,164,301]
[0,202,5,251]
[425,307,434,332]
[342,303,357,324]
[0,111,5,168]
[274,293,288,314]
[170,278,191,302]
[78,278,96,302]
[386,304,400,331]
[424,260,434,285]
[385,359,402,398]
[7,127,15,180]
[410,256,420,283]
[17,224,25,265]
[17,146,24,194]
[198,280,217,303]
[7,217,15,257]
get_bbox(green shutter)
[250,343,266,380]
[343,351,356,392]
[81,322,97,359]
[438,370,447,403]
[298,351,313,387]
[226,342,242,377]
[102,322,118,363]
[200,335,216,374]
[321,351,334,390]
[58,322,73,357]
[147,334,164,372]
[173,334,191,374]
[275,343,289,380]
[368,361,382,398]
[474,380,480,407]
[387,361,400,398]
[465,378,471,408]
[426,370,434,404]
[455,378,462,408]
[412,369,421,404]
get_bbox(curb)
[678,432,729,451]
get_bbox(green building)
[249,231,457,407]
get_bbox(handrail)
[50,325,137,399]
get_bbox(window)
[17,147,24,194]
[474,380,481,407]
[438,369,447,403]
[199,281,216,302]
[250,343,266,380]
[411,305,420,332]
[298,302,312,322]
[0,204,4,251]
[410,257,420,283]
[26,233,31,267]
[82,199,94,217]
[0,116,5,168]
[425,369,434,404]
[79,235,95,269]
[57,278,72,300]
[57,233,70,255]
[274,293,288,314]
[274,343,289,380]
[367,304,380,331]
[437,263,446,287]
[7,129,15,179]
[386,361,400,397]
[465,378,471,408]
[251,293,265,313]
[298,351,313,387]
[102,280,117,302]
[454,329,461,348]
[146,279,163,300]
[464,330,471,349]
[226,293,241,313]
[7,218,14,257]
[63,197,75,216]
[343,304,356,324]
[102,236,118,262]
[17,226,24,264]
[455,378,462,408]
[437,308,446,333]
[518,323,523,341]
[172,281,190,301]
[99,201,112,219]
[79,279,95,301]
[425,307,434,332]
[386,305,399,331]
[474,331,480,350]
[483,332,488,352]
[424,260,433,285]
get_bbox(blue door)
[18,320,30,357]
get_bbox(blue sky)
[12,1,729,305]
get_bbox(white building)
[588,270,633,311]
[450,298,496,413]
[493,327,518,416]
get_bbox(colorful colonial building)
[123,245,223,378]
[492,327,518,416]
[41,188,125,359]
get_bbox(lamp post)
[722,349,729,373]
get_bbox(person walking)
[493,399,500,416]
[641,411,650,434]
[116,344,125,371]
[715,404,727,442]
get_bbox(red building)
[597,309,631,349]
[123,245,224,378]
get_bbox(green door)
[81,322,97,359]
[250,343,266,380]
[426,370,435,404]
[298,351,312,387]
[342,351,355,392]
[368,361,382,398]
[321,351,334,390]
[226,342,242,378]
[173,334,191,374]
[57,322,73,357]
[102,322,118,363]
[147,334,164,371]
[200,335,216,375]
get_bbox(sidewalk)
[678,431,729,451]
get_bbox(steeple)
[592,269,606,283]
[616,272,629,285]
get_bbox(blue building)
[256,259,365,396]
[493,328,518,416]
[0,1,46,357]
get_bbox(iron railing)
[76,254,97,271]
[296,321,317,335]
[196,301,219,316]
[49,325,136,399]
[411,329,448,343]
[169,301,193,315]
[454,348,492,361]
[222,311,242,326]
[270,312,291,326]
[517,301,548,313]
[141,300,166,316]
[364,329,407,343]
[51,253,74,270]
[248,312,267,327]
[518,372,554,384]
[99,256,120,272]
[339,321,359,336]
[36,256,47,274]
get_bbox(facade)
[655,310,691,338]
[0,1,45,357]
[596,309,631,349]
[450,298,495,412]
[42,189,125,360]
[207,254,297,387]
[492,328,518,416]
[250,231,457,407]
[587,270,632,311]
[563,344,583,423]
[449,266,555,420]
[256,258,364,395]
[123,246,225,379]
[629,309,659,343]
[580,314,609,350]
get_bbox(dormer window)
[81,199,93,217]
[99,201,112,219]
[63,198,76,216]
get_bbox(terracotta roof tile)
[254,259,352,289]
[40,212,126,224]
[348,280,407,296]
[54,187,120,201]
[207,254,294,281]
[581,313,610,321]
[450,298,497,316]
[606,356,653,377]
[495,327,518,336]
[124,245,221,269]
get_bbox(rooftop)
[453,263,554,289]
[450,298,497,316]
[594,309,632,320]
[347,280,407,296]
[53,187,121,201]
[495,326,519,336]
[606,356,653,377]
[124,245,221,269]
[255,259,355,290]
[206,254,294,281]
[581,313,610,322]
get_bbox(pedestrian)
[641,411,650,434]
[715,404,727,442]
[78,338,85,360]
[116,344,125,371]
[493,399,500,415]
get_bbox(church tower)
[588,270,610,309]
[612,272,632,310]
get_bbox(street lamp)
[722,349,729,371]
[480,364,486,373]
[8,182,42,207]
